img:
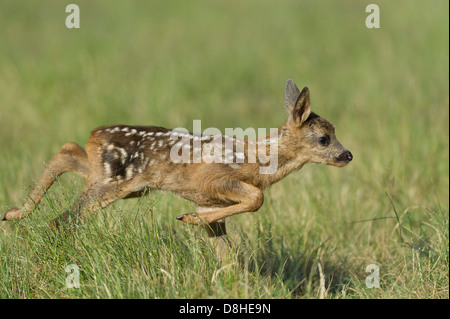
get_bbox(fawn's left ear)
[284,80,311,126]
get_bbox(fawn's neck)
[245,125,307,189]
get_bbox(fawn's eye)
[318,136,329,146]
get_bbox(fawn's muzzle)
[337,150,353,162]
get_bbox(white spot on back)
[118,148,128,158]
[126,166,134,180]
[104,163,112,176]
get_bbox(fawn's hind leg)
[50,177,147,227]
[2,142,89,221]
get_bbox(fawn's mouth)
[333,160,350,167]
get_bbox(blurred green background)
[0,0,448,298]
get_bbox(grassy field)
[0,0,448,299]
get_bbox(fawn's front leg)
[205,219,232,259]
[177,182,264,226]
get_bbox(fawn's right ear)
[284,80,311,127]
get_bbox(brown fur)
[2,80,352,240]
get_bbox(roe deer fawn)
[2,80,352,242]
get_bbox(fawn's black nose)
[345,151,353,161]
[337,150,353,162]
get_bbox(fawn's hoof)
[2,207,21,221]
[176,213,203,225]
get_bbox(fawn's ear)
[284,79,301,115]
[284,80,311,126]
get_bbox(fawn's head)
[281,80,352,167]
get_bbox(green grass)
[0,0,448,299]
